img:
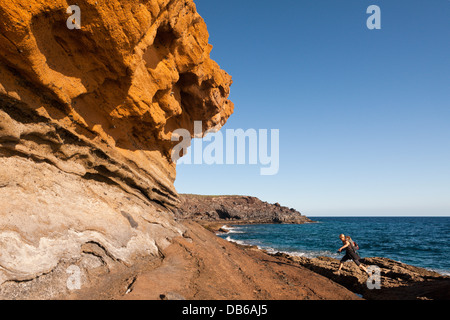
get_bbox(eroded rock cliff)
[0,0,233,207]
[0,0,233,298]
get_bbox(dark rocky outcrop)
[176,194,313,224]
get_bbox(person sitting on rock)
[334,234,370,276]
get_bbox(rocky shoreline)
[129,220,450,300]
[56,220,363,300]
[176,194,450,300]
[213,228,450,300]
[285,255,450,300]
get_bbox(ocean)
[219,217,450,276]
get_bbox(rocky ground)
[0,0,234,298]
[70,221,361,300]
[77,220,449,301]
[276,254,450,300]
[61,218,449,301]
[1,0,448,301]
[176,194,450,300]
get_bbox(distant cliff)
[176,194,313,224]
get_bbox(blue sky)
[174,0,450,216]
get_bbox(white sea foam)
[224,235,450,276]
[269,249,340,259]
[428,268,450,277]
[223,236,340,259]
[220,225,243,234]
[225,236,247,246]
[257,244,342,259]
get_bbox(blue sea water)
[219,217,450,275]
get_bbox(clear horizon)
[175,0,450,217]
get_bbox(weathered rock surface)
[116,221,362,300]
[0,155,187,299]
[0,0,233,208]
[0,0,233,298]
[176,194,314,224]
[285,255,450,300]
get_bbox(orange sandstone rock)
[0,0,233,208]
